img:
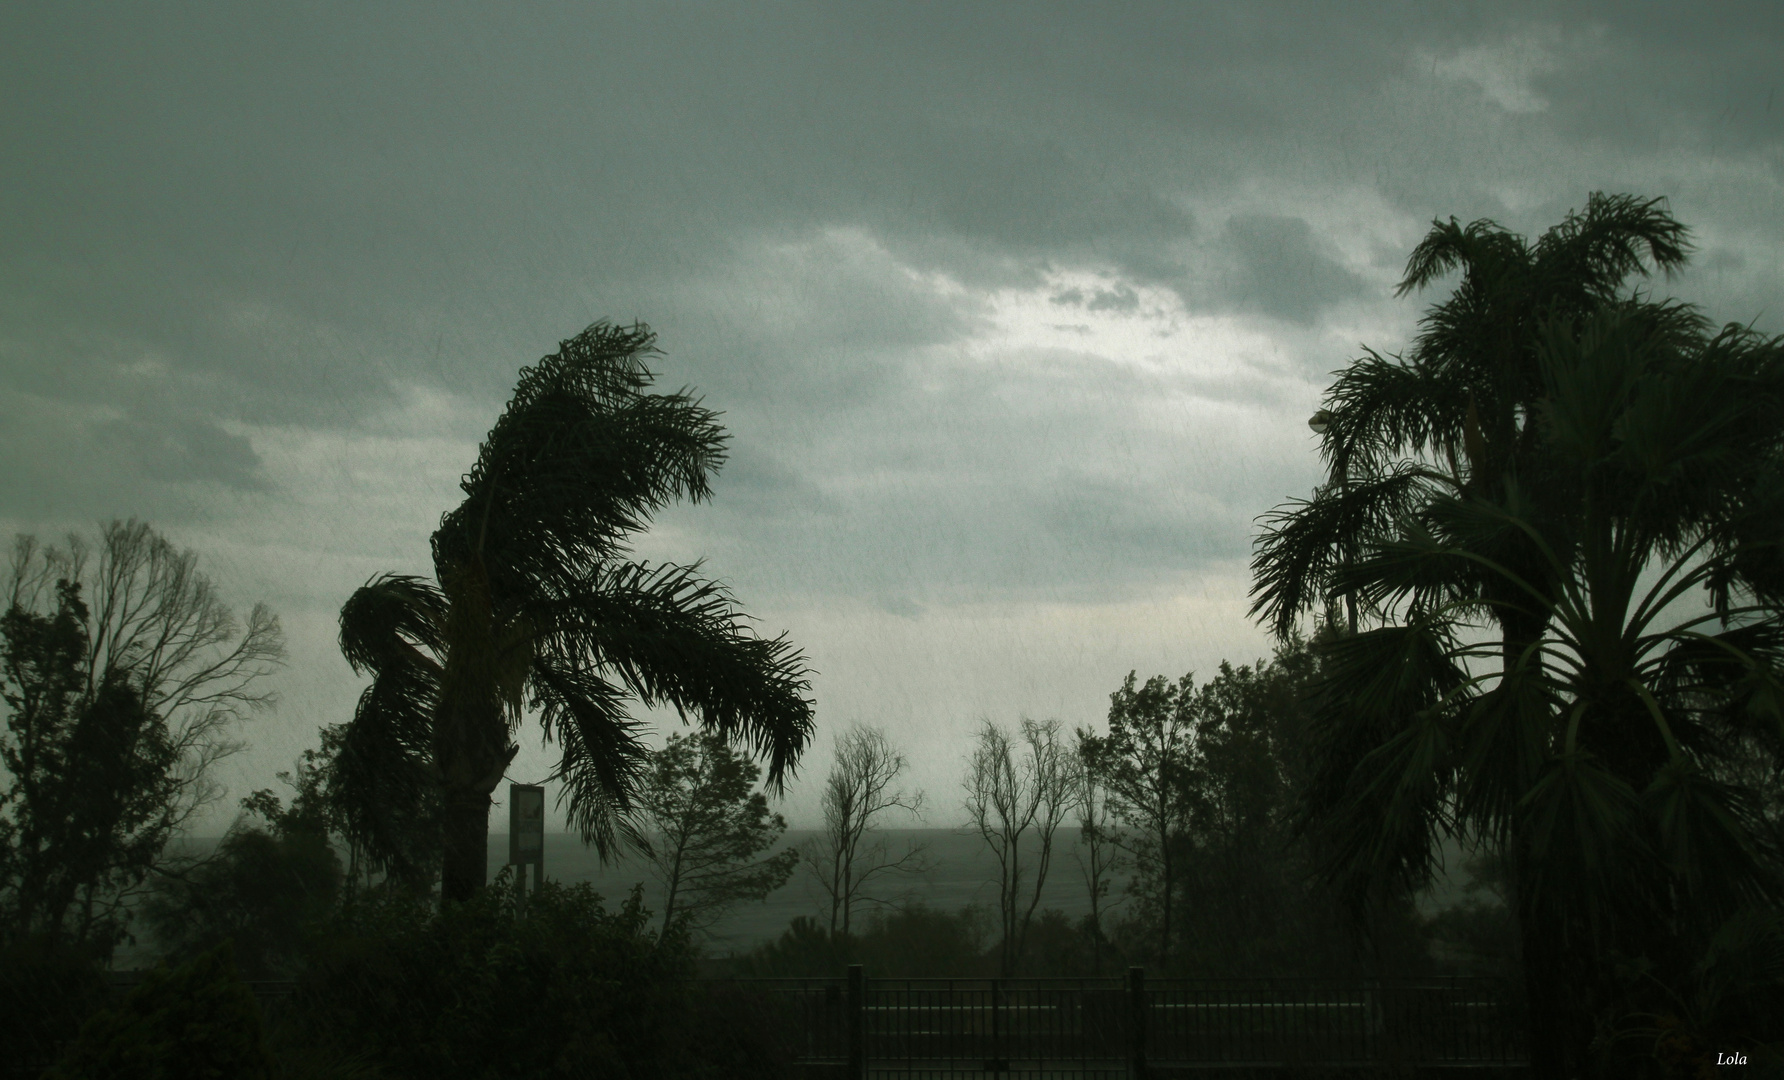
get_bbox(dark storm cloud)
[1213,215,1373,326]
[98,411,269,491]
[5,3,1775,427]
[9,0,1783,830]
[2,1,1780,593]
[0,2,1481,432]
[1533,2,1784,159]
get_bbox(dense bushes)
[145,823,342,979]
[290,870,788,1079]
[739,903,993,977]
[0,939,111,1076]
[47,941,274,1080]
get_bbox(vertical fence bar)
[1127,967,1146,1080]
[847,965,864,1079]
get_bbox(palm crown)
[337,322,815,901]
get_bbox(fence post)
[848,964,865,1079]
[1127,966,1146,1080]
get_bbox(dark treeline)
[5,195,1784,1078]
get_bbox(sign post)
[508,783,545,913]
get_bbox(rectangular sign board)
[508,783,545,867]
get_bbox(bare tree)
[964,716,1076,976]
[799,725,927,937]
[1072,726,1124,974]
[2,520,283,951]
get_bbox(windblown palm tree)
[1268,314,1784,1071]
[1251,195,1784,1076]
[336,322,815,903]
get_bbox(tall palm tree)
[1286,310,1784,1073]
[1251,194,1769,1076]
[336,322,815,903]
[1254,193,1706,658]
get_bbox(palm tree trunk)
[1511,858,1567,1078]
[1499,608,1574,1080]
[441,785,491,904]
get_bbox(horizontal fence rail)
[696,971,1529,1076]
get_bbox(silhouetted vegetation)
[285,872,789,1079]
[636,729,798,936]
[799,724,929,936]
[1255,193,1784,1075]
[1,522,283,961]
[335,322,815,903]
[46,941,275,1080]
[963,716,1073,975]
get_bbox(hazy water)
[493,828,1128,955]
[121,827,1477,967]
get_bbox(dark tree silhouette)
[1254,196,1784,1075]
[336,322,815,902]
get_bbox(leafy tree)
[335,322,815,903]
[144,788,343,978]
[800,724,928,936]
[636,729,798,937]
[1,522,281,956]
[963,716,1075,975]
[1081,672,1199,967]
[1284,306,1784,1071]
[251,721,439,899]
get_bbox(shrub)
[0,939,110,1075]
[291,869,788,1079]
[46,940,274,1080]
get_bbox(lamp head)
[1308,410,1332,435]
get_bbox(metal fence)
[699,969,1529,1078]
[6,967,1527,1079]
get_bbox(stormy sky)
[3,2,1780,831]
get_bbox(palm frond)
[433,321,730,592]
[1322,347,1473,475]
[1642,759,1781,914]
[1395,215,1528,299]
[1515,750,1647,923]
[530,658,649,860]
[334,656,441,883]
[1530,192,1693,302]
[1456,656,1557,846]
[338,575,447,674]
[1250,465,1440,638]
[1296,619,1472,903]
[530,560,815,790]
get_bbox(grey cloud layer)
[3,0,1781,593]
[7,0,1782,830]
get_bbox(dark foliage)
[737,903,997,978]
[46,941,274,1080]
[0,938,110,1077]
[143,806,342,979]
[292,870,788,1079]
[336,322,815,902]
[1,583,178,955]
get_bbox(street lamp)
[1308,409,1357,633]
